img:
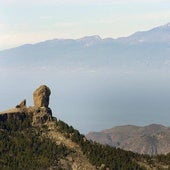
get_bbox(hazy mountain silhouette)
[0,23,170,69]
[117,23,170,44]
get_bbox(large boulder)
[33,85,51,108]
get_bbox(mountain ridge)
[1,22,170,69]
[1,22,170,52]
[86,124,170,155]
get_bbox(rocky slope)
[86,124,170,155]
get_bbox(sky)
[0,0,170,50]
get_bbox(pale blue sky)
[0,0,170,49]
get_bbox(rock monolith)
[33,85,51,108]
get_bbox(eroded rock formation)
[0,85,53,126]
[16,99,26,108]
[33,85,51,108]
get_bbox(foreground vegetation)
[0,116,70,170]
[0,114,170,169]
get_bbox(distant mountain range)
[0,23,170,69]
[117,23,170,44]
[86,124,170,155]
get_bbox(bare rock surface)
[33,85,51,108]
[16,99,26,108]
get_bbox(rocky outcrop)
[32,85,52,125]
[16,99,26,108]
[0,85,97,170]
[33,85,51,108]
[0,85,52,126]
[31,107,52,126]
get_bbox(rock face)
[33,85,51,108]
[31,107,52,126]
[0,111,27,122]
